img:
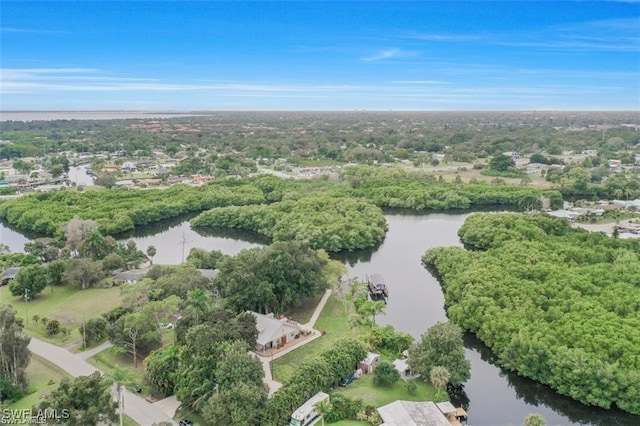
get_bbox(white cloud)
[361,48,420,62]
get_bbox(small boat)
[367,273,389,300]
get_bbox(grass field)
[336,374,446,407]
[0,284,124,349]
[87,346,150,396]
[282,294,323,325]
[7,354,69,411]
[297,159,346,167]
[271,294,358,383]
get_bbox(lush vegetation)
[339,168,562,211]
[0,178,268,236]
[423,213,640,414]
[408,321,471,387]
[265,338,367,426]
[214,242,329,313]
[35,371,117,425]
[0,305,31,402]
[1,169,562,253]
[192,196,388,252]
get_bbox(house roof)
[361,352,380,365]
[248,311,301,346]
[113,269,147,282]
[378,401,450,426]
[196,269,219,280]
[435,402,456,415]
[392,359,410,373]
[0,267,20,280]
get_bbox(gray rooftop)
[113,269,147,282]
[0,267,20,280]
[248,311,301,346]
[196,269,219,280]
[378,401,450,426]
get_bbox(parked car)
[339,372,356,387]
[178,418,193,426]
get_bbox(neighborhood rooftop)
[378,400,451,426]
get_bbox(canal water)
[0,212,637,426]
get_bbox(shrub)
[373,360,400,386]
[46,319,60,336]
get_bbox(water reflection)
[329,244,378,266]
[0,220,44,252]
[115,217,264,265]
[463,333,639,426]
[2,211,638,425]
[192,226,271,246]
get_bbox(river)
[0,212,637,426]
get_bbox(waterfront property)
[377,400,451,426]
[250,311,304,352]
[392,359,415,380]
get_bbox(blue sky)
[1,1,639,110]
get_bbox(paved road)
[77,341,114,361]
[29,338,176,425]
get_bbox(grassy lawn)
[272,294,358,383]
[7,354,69,411]
[0,284,124,349]
[87,346,151,396]
[335,374,447,407]
[298,159,346,167]
[282,294,323,325]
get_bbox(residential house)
[196,269,220,297]
[249,311,302,352]
[377,401,450,426]
[0,267,21,286]
[113,269,147,284]
[392,359,414,379]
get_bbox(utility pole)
[82,311,87,349]
[180,231,191,263]
[24,288,29,324]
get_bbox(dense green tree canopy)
[192,195,388,252]
[408,321,471,386]
[9,264,49,298]
[0,171,561,253]
[37,372,117,425]
[489,154,516,172]
[424,213,640,414]
[215,241,327,313]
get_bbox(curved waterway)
[1,212,637,425]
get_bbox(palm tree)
[110,367,133,426]
[187,288,211,325]
[358,300,387,326]
[348,312,369,335]
[429,366,450,396]
[81,230,106,259]
[316,399,332,426]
